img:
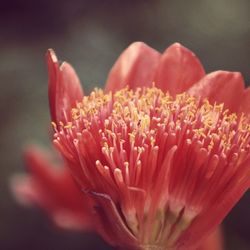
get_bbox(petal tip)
[168,42,187,50]
[126,41,152,54]
[167,43,199,59]
[59,61,72,71]
[126,41,159,55]
[170,42,182,48]
[128,41,147,48]
[46,48,58,64]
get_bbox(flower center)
[53,87,250,247]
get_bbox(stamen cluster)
[53,87,250,248]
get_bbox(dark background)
[1,0,250,249]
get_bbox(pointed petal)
[188,71,245,112]
[47,49,84,124]
[105,42,160,92]
[154,43,205,95]
[47,49,58,123]
[239,87,250,115]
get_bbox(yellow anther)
[67,87,250,158]
[64,123,72,129]
[51,122,57,129]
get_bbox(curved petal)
[154,43,205,95]
[47,49,84,124]
[239,87,250,115]
[188,71,245,112]
[11,146,93,231]
[105,42,160,92]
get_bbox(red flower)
[13,42,250,250]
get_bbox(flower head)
[46,42,250,250]
[13,42,250,250]
[53,85,250,249]
[45,43,250,249]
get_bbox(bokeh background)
[1,0,250,249]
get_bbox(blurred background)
[1,0,250,249]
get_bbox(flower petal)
[105,42,160,92]
[154,43,205,95]
[11,146,93,231]
[239,87,250,115]
[188,71,245,112]
[47,49,84,124]
[177,155,250,250]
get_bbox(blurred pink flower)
[12,146,93,231]
[13,42,250,250]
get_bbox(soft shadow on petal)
[105,42,160,92]
[154,43,205,95]
[188,71,245,112]
[47,49,84,124]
